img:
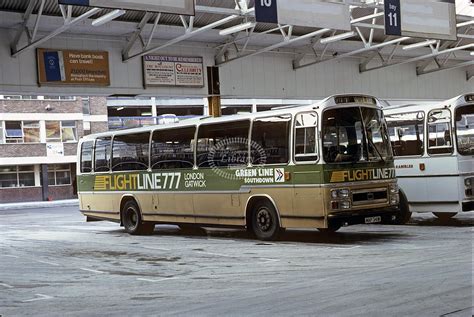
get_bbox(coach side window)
[80,141,94,173]
[151,127,195,170]
[94,137,112,172]
[252,115,291,165]
[386,111,424,156]
[112,132,150,171]
[294,112,318,162]
[196,121,250,168]
[427,109,453,155]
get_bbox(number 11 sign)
[384,0,401,36]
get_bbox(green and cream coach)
[77,94,400,240]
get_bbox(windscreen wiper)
[366,132,385,163]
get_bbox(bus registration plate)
[365,216,382,224]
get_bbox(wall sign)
[143,55,204,88]
[384,0,457,41]
[46,143,65,157]
[384,0,402,36]
[255,0,351,31]
[37,49,110,86]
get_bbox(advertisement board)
[37,49,110,86]
[143,55,204,88]
[58,0,195,16]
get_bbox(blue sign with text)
[384,0,401,36]
[255,0,278,24]
[43,51,62,82]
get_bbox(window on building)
[197,121,250,168]
[427,109,453,155]
[251,115,291,165]
[48,164,71,186]
[0,165,35,188]
[43,96,75,101]
[151,127,195,170]
[81,141,94,173]
[294,112,318,162]
[23,121,40,143]
[46,121,61,142]
[386,112,425,156]
[46,121,77,143]
[94,137,112,172]
[112,133,150,171]
[61,121,77,142]
[0,121,4,144]
[82,97,91,115]
[5,121,23,143]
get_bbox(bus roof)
[82,94,384,140]
[383,93,474,114]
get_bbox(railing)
[108,115,198,130]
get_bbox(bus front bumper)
[328,207,399,227]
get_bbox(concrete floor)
[0,207,472,316]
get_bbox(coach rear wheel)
[433,212,457,221]
[393,191,411,225]
[122,200,154,235]
[251,201,281,241]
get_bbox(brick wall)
[0,187,42,203]
[90,122,109,134]
[1,99,81,113]
[49,185,76,201]
[0,144,47,157]
[89,97,108,116]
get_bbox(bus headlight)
[331,188,351,199]
[389,183,399,194]
[390,194,399,206]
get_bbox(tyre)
[433,212,457,221]
[122,200,155,235]
[251,200,281,241]
[393,191,411,225]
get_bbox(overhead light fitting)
[92,9,126,27]
[219,22,256,36]
[457,20,474,28]
[116,107,124,111]
[320,31,356,44]
[402,40,438,50]
[471,52,474,56]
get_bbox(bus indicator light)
[419,163,425,171]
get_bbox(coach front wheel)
[122,200,155,235]
[251,201,281,241]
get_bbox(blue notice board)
[58,0,90,5]
[43,51,63,82]
[384,0,401,36]
[255,0,278,24]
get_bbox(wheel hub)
[257,208,272,232]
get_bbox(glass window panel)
[455,105,474,156]
[151,127,195,170]
[112,133,150,171]
[295,112,318,162]
[18,172,35,187]
[0,166,17,173]
[428,109,452,155]
[386,112,425,156]
[251,115,291,165]
[5,121,23,143]
[48,172,56,185]
[197,121,250,168]
[23,121,40,143]
[94,137,112,172]
[46,121,61,142]
[0,173,18,188]
[55,171,71,185]
[18,165,34,172]
[81,141,94,173]
[0,121,4,144]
